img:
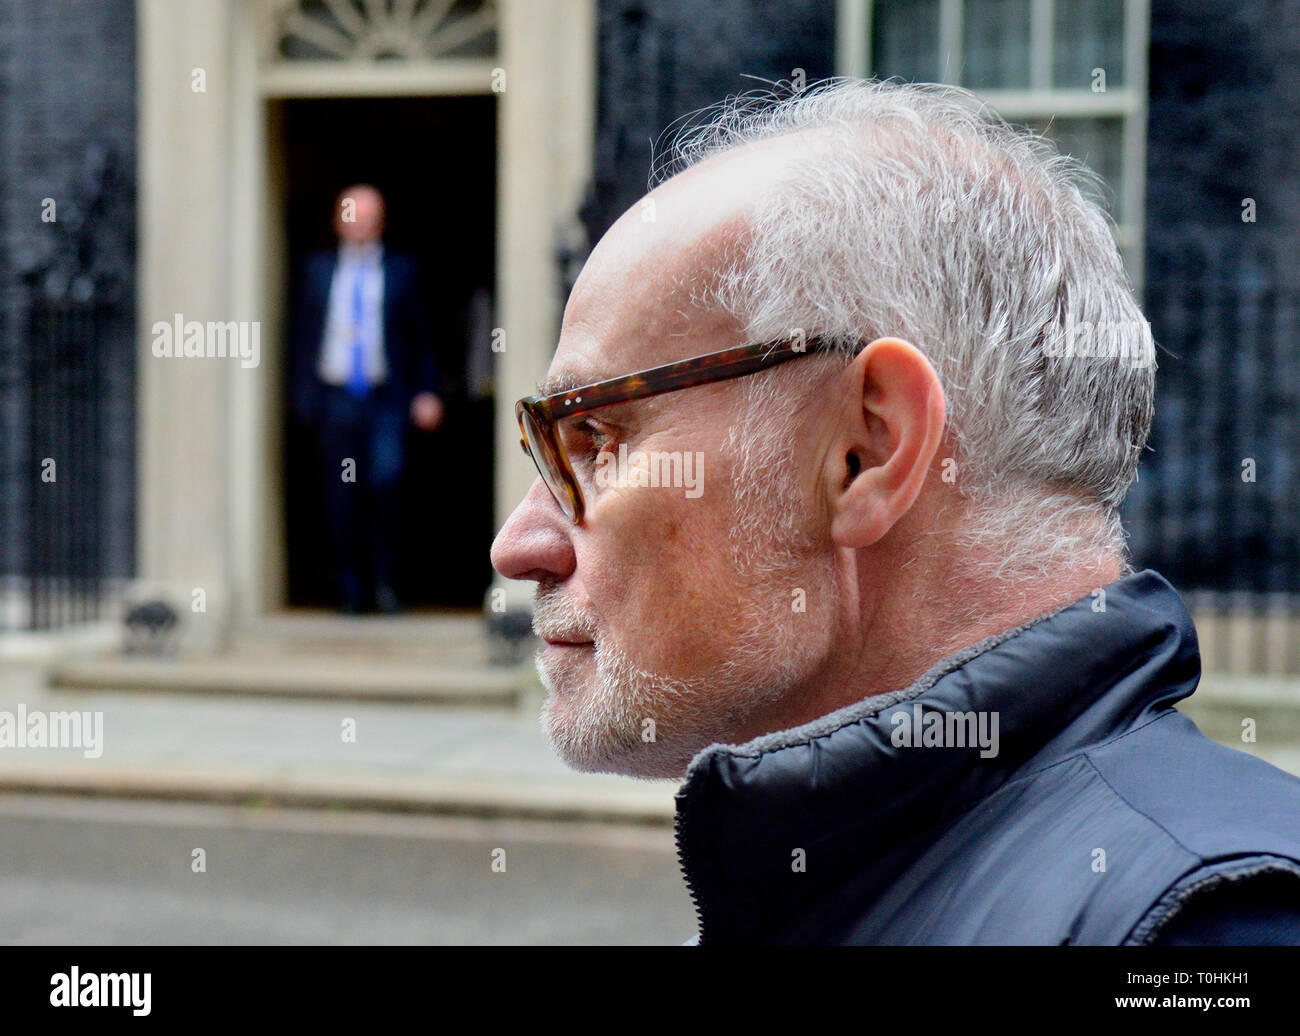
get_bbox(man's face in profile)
[333,185,385,245]
[491,143,847,780]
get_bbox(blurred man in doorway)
[291,184,444,613]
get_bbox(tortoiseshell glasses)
[516,335,834,524]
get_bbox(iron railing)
[21,295,112,630]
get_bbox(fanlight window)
[270,0,497,62]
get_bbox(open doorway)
[280,95,497,610]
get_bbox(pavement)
[0,613,681,826]
[1,611,1298,826]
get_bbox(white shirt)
[317,242,388,386]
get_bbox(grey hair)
[654,78,1154,583]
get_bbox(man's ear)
[829,338,947,549]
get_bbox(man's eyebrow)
[536,369,594,396]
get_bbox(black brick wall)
[1127,0,1300,594]
[1145,0,1300,287]
[585,0,836,244]
[0,0,136,584]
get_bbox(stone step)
[48,655,532,708]
[0,682,675,826]
[232,610,491,649]
[0,766,675,827]
[1181,674,1300,743]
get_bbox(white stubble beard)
[534,500,831,780]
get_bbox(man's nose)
[489,477,577,583]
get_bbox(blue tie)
[346,259,369,398]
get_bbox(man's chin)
[537,689,692,780]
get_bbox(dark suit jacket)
[290,247,439,425]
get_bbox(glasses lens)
[520,408,578,522]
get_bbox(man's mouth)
[543,638,594,647]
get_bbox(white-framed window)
[837,0,1149,287]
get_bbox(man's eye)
[575,419,615,456]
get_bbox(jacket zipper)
[674,799,707,945]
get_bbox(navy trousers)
[317,384,406,608]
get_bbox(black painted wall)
[585,0,836,246]
[0,0,137,586]
[1127,0,1300,594]
[1145,0,1300,287]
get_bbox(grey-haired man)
[491,80,1300,945]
